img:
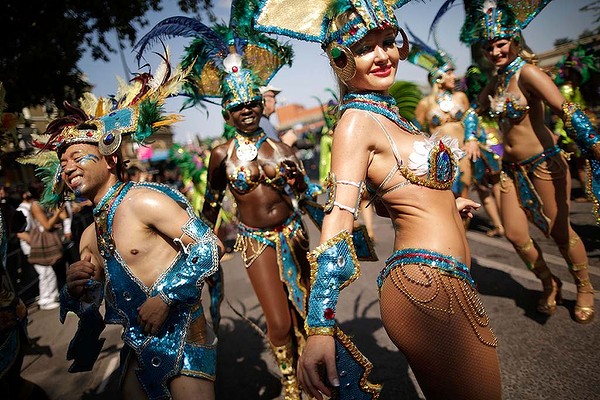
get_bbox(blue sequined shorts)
[377,248,475,289]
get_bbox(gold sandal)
[570,263,595,324]
[529,260,562,316]
[537,275,562,315]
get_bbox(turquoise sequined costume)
[60,181,219,400]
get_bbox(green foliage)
[0,0,213,112]
[389,81,423,122]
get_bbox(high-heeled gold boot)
[517,239,562,315]
[270,340,301,400]
[569,262,595,324]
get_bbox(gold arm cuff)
[305,326,335,336]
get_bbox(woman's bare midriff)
[385,186,469,263]
[233,184,295,229]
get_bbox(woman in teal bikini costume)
[255,1,502,399]
[461,0,599,324]
[134,7,316,398]
[407,27,475,201]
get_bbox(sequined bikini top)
[489,57,529,124]
[366,112,464,200]
[428,91,465,128]
[225,135,288,194]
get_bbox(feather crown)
[21,50,187,208]
[254,0,414,50]
[45,48,186,156]
[134,0,293,111]
[460,0,552,44]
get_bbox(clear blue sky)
[77,0,598,144]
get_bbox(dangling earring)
[328,44,356,82]
[397,28,410,60]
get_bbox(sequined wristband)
[59,281,103,323]
[305,230,361,336]
[562,102,600,153]
[462,108,479,142]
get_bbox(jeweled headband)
[19,53,186,208]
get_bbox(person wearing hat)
[259,84,282,141]
[37,59,222,399]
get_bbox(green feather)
[136,99,163,143]
[389,80,423,121]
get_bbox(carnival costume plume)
[460,0,552,44]
[134,0,293,111]
[405,25,455,85]
[554,45,599,86]
[18,49,188,208]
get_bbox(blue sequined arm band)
[306,230,361,336]
[562,102,600,154]
[59,282,106,373]
[462,108,479,142]
[157,215,220,306]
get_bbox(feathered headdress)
[134,0,293,111]
[460,0,552,44]
[253,0,413,82]
[554,45,599,86]
[405,25,455,85]
[18,50,188,208]
[255,0,413,49]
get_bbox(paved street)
[19,194,599,400]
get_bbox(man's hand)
[66,255,96,299]
[297,335,339,400]
[137,295,170,335]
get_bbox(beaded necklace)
[341,92,420,134]
[93,181,127,254]
[93,181,127,216]
[496,56,525,96]
[234,129,268,162]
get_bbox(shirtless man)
[44,90,223,399]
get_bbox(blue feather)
[134,16,228,64]
[429,0,459,42]
[404,25,438,57]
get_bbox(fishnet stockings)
[379,264,501,400]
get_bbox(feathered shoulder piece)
[460,0,552,44]
[134,0,293,111]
